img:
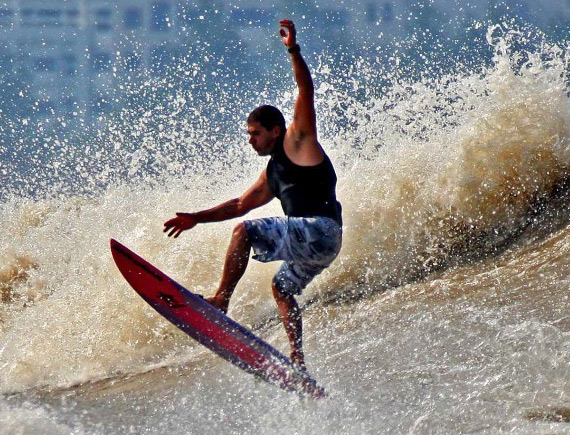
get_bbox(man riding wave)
[164,19,342,371]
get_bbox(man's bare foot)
[204,295,229,314]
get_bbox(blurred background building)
[0,0,567,129]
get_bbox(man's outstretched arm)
[279,19,322,165]
[164,170,274,238]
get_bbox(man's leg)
[272,282,306,371]
[206,222,251,313]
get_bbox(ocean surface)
[2,16,570,435]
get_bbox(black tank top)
[266,138,342,225]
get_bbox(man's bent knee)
[232,222,250,244]
[271,281,296,305]
[271,281,283,300]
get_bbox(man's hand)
[279,19,297,48]
[163,213,198,238]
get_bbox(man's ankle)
[291,350,306,371]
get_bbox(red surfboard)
[110,239,326,398]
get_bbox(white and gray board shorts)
[244,216,342,296]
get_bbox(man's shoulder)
[283,132,324,167]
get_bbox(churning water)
[2,17,570,434]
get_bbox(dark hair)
[247,105,286,135]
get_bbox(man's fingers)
[280,21,295,30]
[164,216,178,226]
[165,215,191,238]
[164,222,176,232]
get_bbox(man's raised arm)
[279,20,322,164]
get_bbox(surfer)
[164,19,342,371]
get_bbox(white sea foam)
[1,21,570,434]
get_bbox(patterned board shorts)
[244,216,343,296]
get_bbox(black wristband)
[287,44,300,54]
